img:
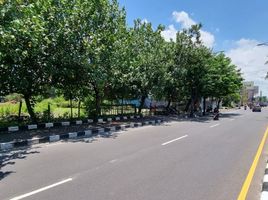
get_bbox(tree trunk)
[189,98,194,118]
[24,95,37,123]
[217,99,221,109]
[78,100,81,118]
[70,99,73,119]
[94,87,101,118]
[121,96,124,115]
[202,97,206,116]
[166,98,171,109]
[138,95,146,114]
[18,100,22,122]
[184,98,191,112]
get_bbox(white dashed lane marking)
[109,159,118,163]
[10,178,73,200]
[161,135,188,146]
[210,124,220,128]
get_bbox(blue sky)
[118,0,268,96]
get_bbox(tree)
[151,39,185,109]
[108,24,136,105]
[173,24,209,115]
[205,53,243,108]
[82,0,127,117]
[48,0,93,118]
[125,20,165,113]
[0,0,54,122]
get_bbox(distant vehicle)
[252,105,262,112]
[260,102,268,107]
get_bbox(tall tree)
[173,24,207,115]
[83,0,127,117]
[126,20,165,113]
[205,53,243,108]
[49,0,92,118]
[0,0,54,122]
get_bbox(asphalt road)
[1,108,268,200]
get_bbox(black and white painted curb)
[0,115,142,133]
[261,161,268,200]
[0,119,163,151]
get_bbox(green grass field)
[0,96,87,125]
[0,97,137,127]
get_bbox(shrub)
[4,93,23,103]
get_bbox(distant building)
[241,81,259,105]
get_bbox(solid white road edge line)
[210,124,220,128]
[161,135,188,146]
[10,178,73,200]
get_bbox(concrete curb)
[0,119,163,151]
[261,161,268,200]
[1,115,142,133]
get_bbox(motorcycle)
[213,107,219,120]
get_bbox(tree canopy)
[0,0,243,121]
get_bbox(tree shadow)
[0,146,40,181]
[63,131,120,145]
[218,113,241,118]
[156,112,242,124]
[0,171,14,180]
[157,114,212,124]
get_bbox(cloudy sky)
[118,0,268,96]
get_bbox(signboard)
[243,81,254,88]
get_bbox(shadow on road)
[62,133,119,145]
[219,113,241,119]
[156,112,242,124]
[0,111,243,180]
[0,147,40,181]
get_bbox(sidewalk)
[0,111,231,151]
[0,115,163,151]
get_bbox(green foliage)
[4,93,23,102]
[114,19,166,112]
[0,0,244,123]
[0,0,56,121]
[222,93,241,107]
[84,95,97,118]
[0,102,27,117]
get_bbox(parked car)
[252,105,262,112]
[260,102,268,107]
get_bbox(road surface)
[1,108,268,200]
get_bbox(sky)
[118,0,268,96]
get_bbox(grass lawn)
[0,97,137,127]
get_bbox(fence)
[100,104,137,116]
[0,101,140,124]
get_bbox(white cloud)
[172,11,195,28]
[200,30,215,48]
[226,39,268,96]
[162,11,215,48]
[161,25,177,41]
[141,18,149,24]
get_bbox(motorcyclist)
[213,107,219,120]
